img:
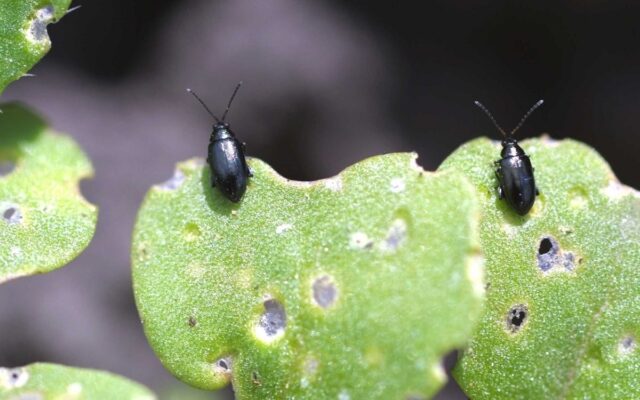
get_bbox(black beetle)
[474,99,543,216]
[187,83,252,203]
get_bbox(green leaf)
[132,154,484,399]
[0,363,156,399]
[0,102,96,283]
[0,0,72,95]
[439,137,640,399]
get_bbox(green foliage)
[132,154,484,399]
[0,103,96,283]
[440,137,640,399]
[0,0,72,94]
[0,363,156,399]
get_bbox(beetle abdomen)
[497,155,536,215]
[208,137,249,202]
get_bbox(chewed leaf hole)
[0,367,29,388]
[213,357,232,375]
[536,236,576,273]
[160,169,185,190]
[618,336,636,357]
[252,371,261,386]
[312,275,338,308]
[506,304,528,333]
[380,218,408,251]
[0,161,15,177]
[349,232,373,250]
[26,6,55,43]
[254,298,286,343]
[2,205,22,224]
[538,238,553,255]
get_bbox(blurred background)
[2,1,640,398]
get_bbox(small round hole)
[312,275,338,308]
[618,336,636,356]
[213,357,233,376]
[2,367,29,388]
[4,208,16,220]
[538,238,553,255]
[252,371,261,386]
[254,298,287,343]
[506,304,528,333]
[2,206,22,224]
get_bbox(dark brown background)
[2,1,639,399]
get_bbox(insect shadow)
[199,166,240,216]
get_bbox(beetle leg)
[536,187,540,196]
[206,157,216,187]
[493,169,506,199]
[493,169,504,199]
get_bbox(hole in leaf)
[252,371,261,386]
[160,169,185,190]
[27,6,54,42]
[1,367,29,388]
[618,335,636,356]
[538,238,553,255]
[381,218,408,251]
[536,236,576,273]
[79,178,99,206]
[0,161,15,177]
[254,299,286,343]
[213,357,232,376]
[2,206,22,224]
[349,232,373,250]
[312,275,337,308]
[188,316,197,327]
[506,304,528,333]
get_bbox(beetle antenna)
[474,100,507,137]
[186,88,220,123]
[510,99,544,136]
[221,81,242,122]
[66,5,82,15]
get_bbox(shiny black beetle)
[187,83,252,203]
[474,99,543,215]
